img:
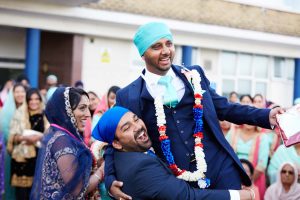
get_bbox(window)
[273,57,295,80]
[221,52,237,76]
[220,51,270,97]
[274,57,284,78]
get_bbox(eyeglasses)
[281,170,294,175]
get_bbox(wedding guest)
[0,79,14,109]
[240,159,260,200]
[229,91,239,103]
[31,87,103,199]
[45,74,58,101]
[226,96,269,199]
[253,94,280,156]
[265,162,300,200]
[92,86,120,129]
[268,143,300,184]
[7,88,48,200]
[93,106,254,200]
[0,83,26,200]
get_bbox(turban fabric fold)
[92,106,129,144]
[133,22,173,56]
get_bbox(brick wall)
[86,0,300,37]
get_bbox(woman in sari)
[7,88,48,200]
[0,83,26,199]
[253,94,280,157]
[31,87,103,200]
[265,162,300,200]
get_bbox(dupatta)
[31,87,93,199]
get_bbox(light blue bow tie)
[158,75,178,108]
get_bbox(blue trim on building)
[294,58,300,103]
[25,28,41,88]
[182,46,192,67]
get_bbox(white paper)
[277,104,300,138]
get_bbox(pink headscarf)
[264,162,300,200]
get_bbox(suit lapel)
[172,65,194,92]
[128,77,143,117]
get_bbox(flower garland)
[154,69,210,188]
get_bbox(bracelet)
[244,188,255,200]
[94,173,102,182]
[271,105,280,109]
[94,170,104,182]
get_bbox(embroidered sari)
[31,87,96,200]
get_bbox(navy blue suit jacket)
[114,151,230,200]
[105,65,271,190]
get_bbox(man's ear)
[112,140,123,150]
[141,55,145,61]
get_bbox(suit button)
[186,153,190,157]
[184,141,188,144]
[180,130,184,133]
[177,120,180,124]
[173,110,176,114]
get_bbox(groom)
[104,22,283,199]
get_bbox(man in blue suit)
[93,106,254,200]
[104,22,282,199]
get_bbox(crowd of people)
[0,21,299,200]
[222,92,300,199]
[0,75,120,199]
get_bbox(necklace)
[154,68,210,188]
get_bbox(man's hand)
[269,106,285,126]
[239,187,255,200]
[109,180,132,200]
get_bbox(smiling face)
[142,38,175,76]
[28,93,42,112]
[113,112,151,152]
[88,92,100,112]
[13,85,26,106]
[73,95,91,133]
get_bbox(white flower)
[154,69,208,186]
[198,179,208,189]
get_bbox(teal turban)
[133,22,173,56]
[92,106,129,144]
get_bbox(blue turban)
[133,22,173,56]
[92,106,129,144]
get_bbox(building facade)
[0,0,299,107]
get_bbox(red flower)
[159,135,169,141]
[194,104,203,109]
[193,132,203,138]
[158,126,166,132]
[195,143,204,148]
[169,164,185,176]
[194,94,202,99]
